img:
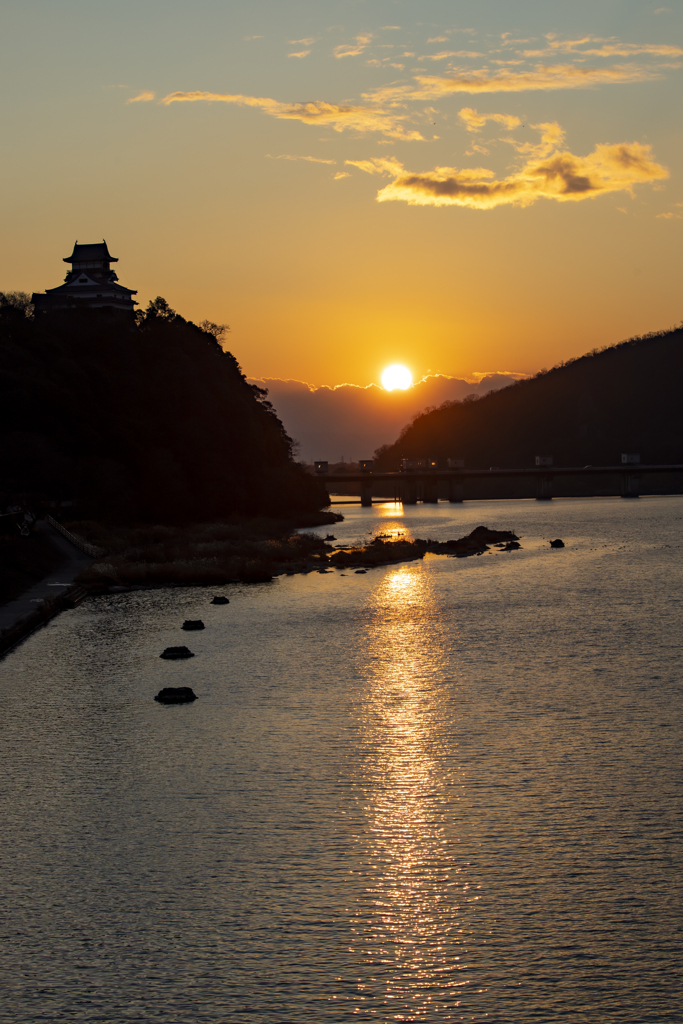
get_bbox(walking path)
[0,521,93,634]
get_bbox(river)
[1,496,681,1022]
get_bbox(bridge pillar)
[360,479,373,507]
[621,472,640,498]
[423,478,438,503]
[401,479,418,505]
[536,474,553,500]
[448,477,464,503]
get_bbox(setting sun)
[381,364,413,391]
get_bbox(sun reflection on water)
[377,502,404,518]
[349,565,476,1019]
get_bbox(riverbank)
[0,521,65,605]
[0,521,94,657]
[0,511,341,656]
[68,513,345,590]
[0,516,520,658]
[71,520,520,589]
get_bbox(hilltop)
[374,325,683,470]
[0,295,327,522]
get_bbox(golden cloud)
[366,63,661,102]
[345,157,405,176]
[458,107,522,132]
[271,154,336,165]
[348,137,668,210]
[504,122,567,158]
[288,50,311,59]
[523,37,683,58]
[334,34,373,58]
[126,90,155,103]
[159,91,424,140]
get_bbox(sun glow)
[381,364,413,391]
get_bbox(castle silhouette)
[32,241,137,317]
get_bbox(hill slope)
[375,325,683,470]
[0,297,326,521]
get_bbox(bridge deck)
[320,465,683,483]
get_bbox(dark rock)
[355,569,367,574]
[160,646,195,659]
[435,525,520,558]
[211,596,230,604]
[325,534,336,540]
[550,538,565,548]
[468,526,519,544]
[182,620,205,630]
[155,686,197,704]
[502,541,522,551]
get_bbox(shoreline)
[0,521,521,658]
[0,510,342,658]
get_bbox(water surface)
[1,497,681,1022]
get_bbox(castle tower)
[32,240,137,318]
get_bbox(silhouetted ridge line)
[0,294,327,521]
[375,324,683,470]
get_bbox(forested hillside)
[375,325,683,470]
[0,295,326,521]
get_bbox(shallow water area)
[1,497,682,1022]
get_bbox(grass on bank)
[62,520,518,591]
[68,515,342,588]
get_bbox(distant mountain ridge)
[247,372,524,464]
[374,326,683,470]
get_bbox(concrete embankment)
[0,521,93,658]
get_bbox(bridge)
[316,464,683,506]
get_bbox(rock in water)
[550,538,565,548]
[182,620,205,630]
[160,646,195,659]
[155,686,197,704]
[355,569,367,574]
[211,596,229,605]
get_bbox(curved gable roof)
[64,240,118,264]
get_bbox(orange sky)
[1,1,681,386]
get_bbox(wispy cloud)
[334,34,372,58]
[471,370,528,381]
[270,154,336,165]
[503,122,567,158]
[419,50,486,61]
[419,51,460,61]
[523,36,683,58]
[348,132,667,210]
[345,157,404,176]
[458,107,522,132]
[367,63,661,102]
[288,50,311,59]
[126,90,155,103]
[289,37,316,45]
[159,90,424,140]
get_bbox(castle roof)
[64,241,118,264]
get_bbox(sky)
[1,0,682,388]
[248,371,520,462]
